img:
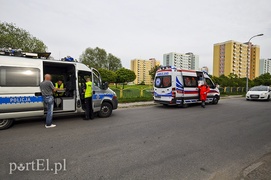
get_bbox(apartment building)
[163,52,199,70]
[259,58,271,75]
[213,40,260,79]
[130,58,160,85]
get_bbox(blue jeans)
[43,96,54,126]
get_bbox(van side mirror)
[101,82,109,90]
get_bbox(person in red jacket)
[198,81,210,108]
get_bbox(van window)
[0,66,40,87]
[155,76,171,88]
[205,78,214,88]
[183,76,197,87]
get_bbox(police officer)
[83,77,93,120]
[54,79,65,97]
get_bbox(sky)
[1,0,270,74]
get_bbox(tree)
[253,73,271,86]
[80,47,122,70]
[0,22,47,52]
[98,68,117,83]
[107,53,122,71]
[115,68,136,89]
[149,65,160,80]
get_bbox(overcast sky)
[1,0,270,73]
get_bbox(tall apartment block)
[213,40,260,79]
[163,52,199,70]
[259,58,271,75]
[130,58,160,85]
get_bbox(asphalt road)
[1,98,271,180]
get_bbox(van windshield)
[155,76,171,88]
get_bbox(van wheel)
[212,96,219,104]
[99,102,112,118]
[0,119,14,130]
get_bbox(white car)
[246,86,271,101]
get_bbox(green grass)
[109,84,153,90]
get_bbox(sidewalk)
[237,152,271,180]
[118,101,155,108]
[220,95,243,99]
[118,95,244,108]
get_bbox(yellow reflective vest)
[85,81,93,98]
[55,83,64,96]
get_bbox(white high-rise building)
[259,58,271,75]
[163,52,199,70]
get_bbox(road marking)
[243,161,264,177]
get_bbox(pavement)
[1,97,271,180]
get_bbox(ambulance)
[0,50,118,130]
[153,66,220,107]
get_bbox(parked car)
[246,86,271,101]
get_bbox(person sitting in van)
[54,79,65,97]
[185,77,191,86]
[54,79,65,108]
[198,81,210,108]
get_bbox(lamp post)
[246,33,264,92]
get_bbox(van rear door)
[0,66,44,119]
[154,72,173,102]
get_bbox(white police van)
[0,50,118,130]
[154,66,220,107]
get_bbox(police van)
[153,66,220,107]
[0,50,118,130]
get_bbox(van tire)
[99,102,112,118]
[212,96,219,105]
[0,119,14,130]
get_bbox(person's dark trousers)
[201,101,205,108]
[85,97,93,119]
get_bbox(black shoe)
[83,118,90,120]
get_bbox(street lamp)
[246,33,264,92]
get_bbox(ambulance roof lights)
[159,66,177,70]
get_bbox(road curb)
[118,96,244,108]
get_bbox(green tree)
[108,53,122,71]
[149,65,160,80]
[80,47,122,70]
[0,22,47,52]
[98,68,117,83]
[115,68,136,88]
[80,47,107,69]
[253,73,271,86]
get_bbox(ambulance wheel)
[212,96,219,105]
[0,119,14,130]
[99,102,112,118]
